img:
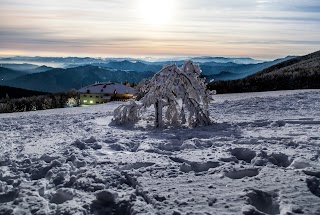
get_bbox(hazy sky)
[1,0,320,59]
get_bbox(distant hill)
[205,71,242,82]
[0,86,48,99]
[0,63,53,74]
[208,51,320,93]
[0,67,27,81]
[24,65,54,73]
[191,56,263,64]
[91,60,163,72]
[1,65,155,93]
[0,63,39,71]
[202,56,295,77]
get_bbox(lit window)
[90,101,94,104]
[84,100,87,103]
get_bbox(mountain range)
[0,56,263,66]
[1,65,154,93]
[0,54,309,93]
[208,50,320,93]
[202,56,295,81]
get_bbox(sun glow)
[137,0,175,25]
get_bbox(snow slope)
[0,90,320,215]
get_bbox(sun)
[137,0,175,25]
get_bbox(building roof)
[78,82,136,95]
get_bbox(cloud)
[0,0,319,58]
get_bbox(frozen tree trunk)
[155,100,163,127]
[180,106,186,124]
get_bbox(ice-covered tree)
[113,60,213,127]
[142,61,213,127]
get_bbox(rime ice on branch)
[113,61,214,127]
[113,101,141,124]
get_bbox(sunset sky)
[1,0,320,59]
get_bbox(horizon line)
[0,53,299,62]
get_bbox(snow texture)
[0,89,320,215]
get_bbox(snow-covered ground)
[0,89,320,215]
